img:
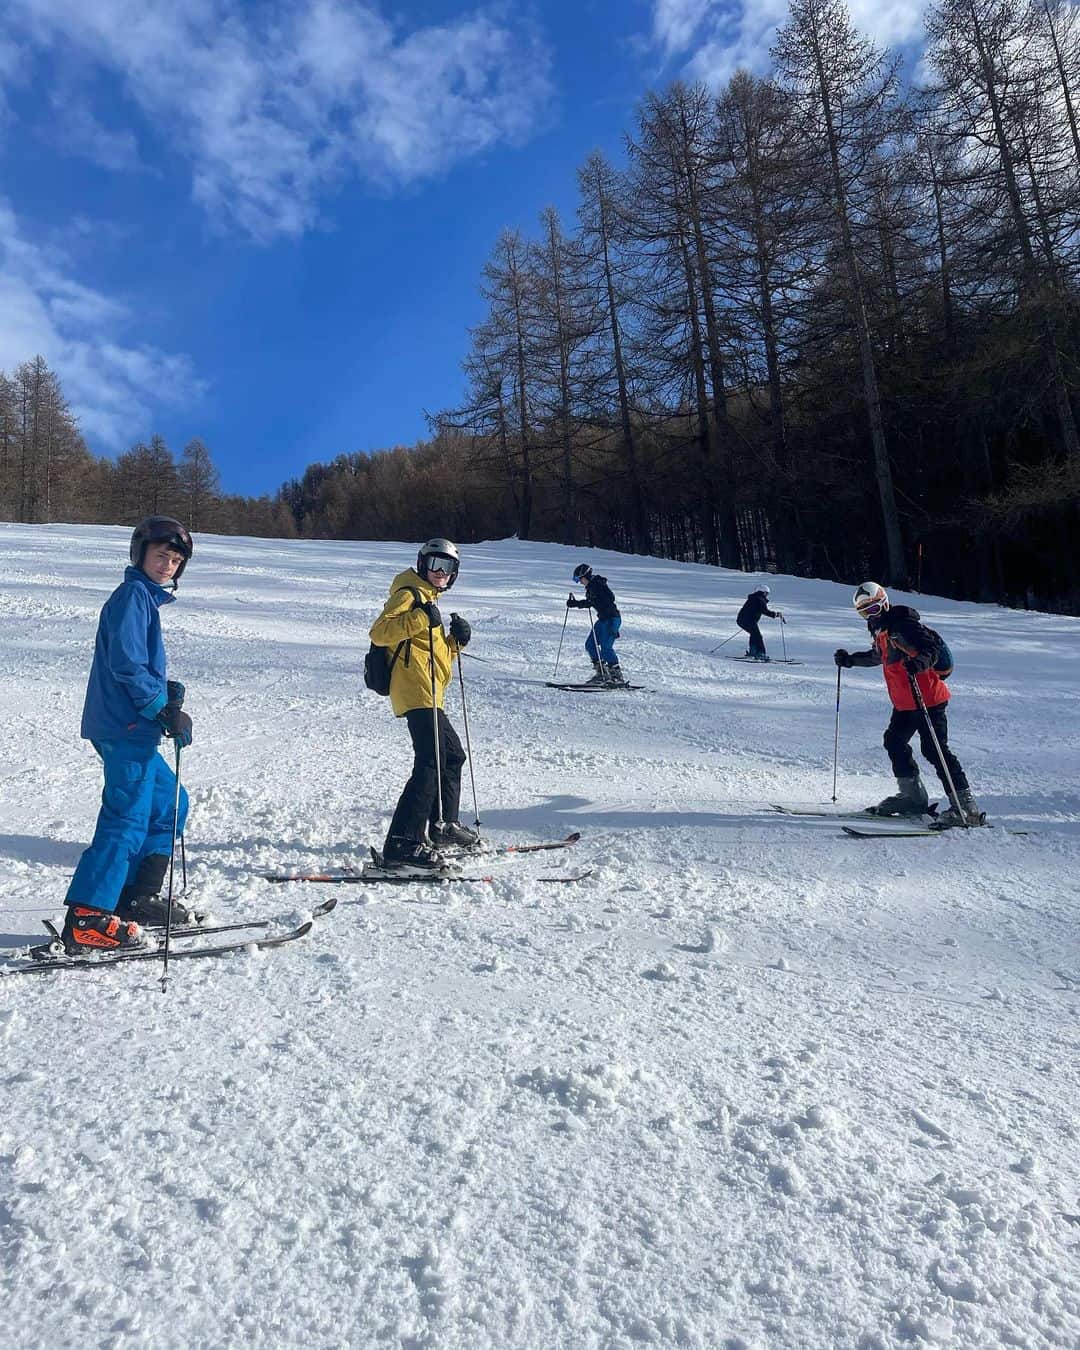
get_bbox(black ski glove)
[566,593,576,608]
[449,613,471,646]
[421,601,443,628]
[157,704,193,748]
[166,679,185,707]
[902,656,924,676]
[834,649,853,668]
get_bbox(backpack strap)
[386,586,424,677]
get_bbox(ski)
[452,830,582,857]
[767,804,932,823]
[545,682,647,692]
[840,823,1029,839]
[342,869,594,887]
[145,896,340,939]
[263,834,582,882]
[729,657,803,666]
[841,823,941,839]
[3,898,337,977]
[28,896,339,947]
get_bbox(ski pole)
[160,742,184,994]
[908,672,968,826]
[832,667,842,802]
[586,604,607,681]
[429,615,445,831]
[553,603,570,679]
[456,656,481,831]
[709,631,740,655]
[180,834,188,895]
[780,616,788,663]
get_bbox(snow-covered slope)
[1,522,1078,1348]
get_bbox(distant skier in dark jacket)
[61,516,196,956]
[834,581,982,825]
[736,584,784,661]
[567,563,626,685]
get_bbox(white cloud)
[649,0,926,87]
[7,0,555,241]
[49,95,144,172]
[0,201,204,449]
[652,0,714,60]
[0,35,29,132]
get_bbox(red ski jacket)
[847,607,950,711]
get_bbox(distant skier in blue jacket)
[60,517,196,955]
[567,562,626,685]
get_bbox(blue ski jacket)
[80,566,173,743]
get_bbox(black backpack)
[926,627,955,678]
[363,587,422,695]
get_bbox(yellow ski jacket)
[369,568,460,717]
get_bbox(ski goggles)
[856,598,887,619]
[424,555,458,575]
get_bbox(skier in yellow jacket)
[369,538,476,871]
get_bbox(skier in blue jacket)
[567,563,626,685]
[60,517,196,954]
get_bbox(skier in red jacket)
[834,582,982,825]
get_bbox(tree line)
[0,355,296,541]
[5,0,1079,614]
[293,0,1080,613]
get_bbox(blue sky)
[0,0,923,497]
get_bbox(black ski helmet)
[417,538,460,588]
[573,563,592,583]
[130,516,193,586]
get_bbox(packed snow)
[1,522,1078,1349]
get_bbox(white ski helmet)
[417,538,460,588]
[755,584,770,596]
[853,580,889,617]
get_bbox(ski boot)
[867,774,929,817]
[57,905,147,956]
[605,664,628,686]
[377,836,451,874]
[585,661,608,686]
[430,821,482,852]
[113,853,196,927]
[934,790,986,829]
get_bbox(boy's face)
[424,561,453,591]
[141,541,185,586]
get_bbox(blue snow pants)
[585,616,622,667]
[65,741,189,912]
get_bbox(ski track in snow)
[1,522,1079,1348]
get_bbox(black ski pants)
[387,707,466,843]
[739,620,766,659]
[883,703,969,794]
